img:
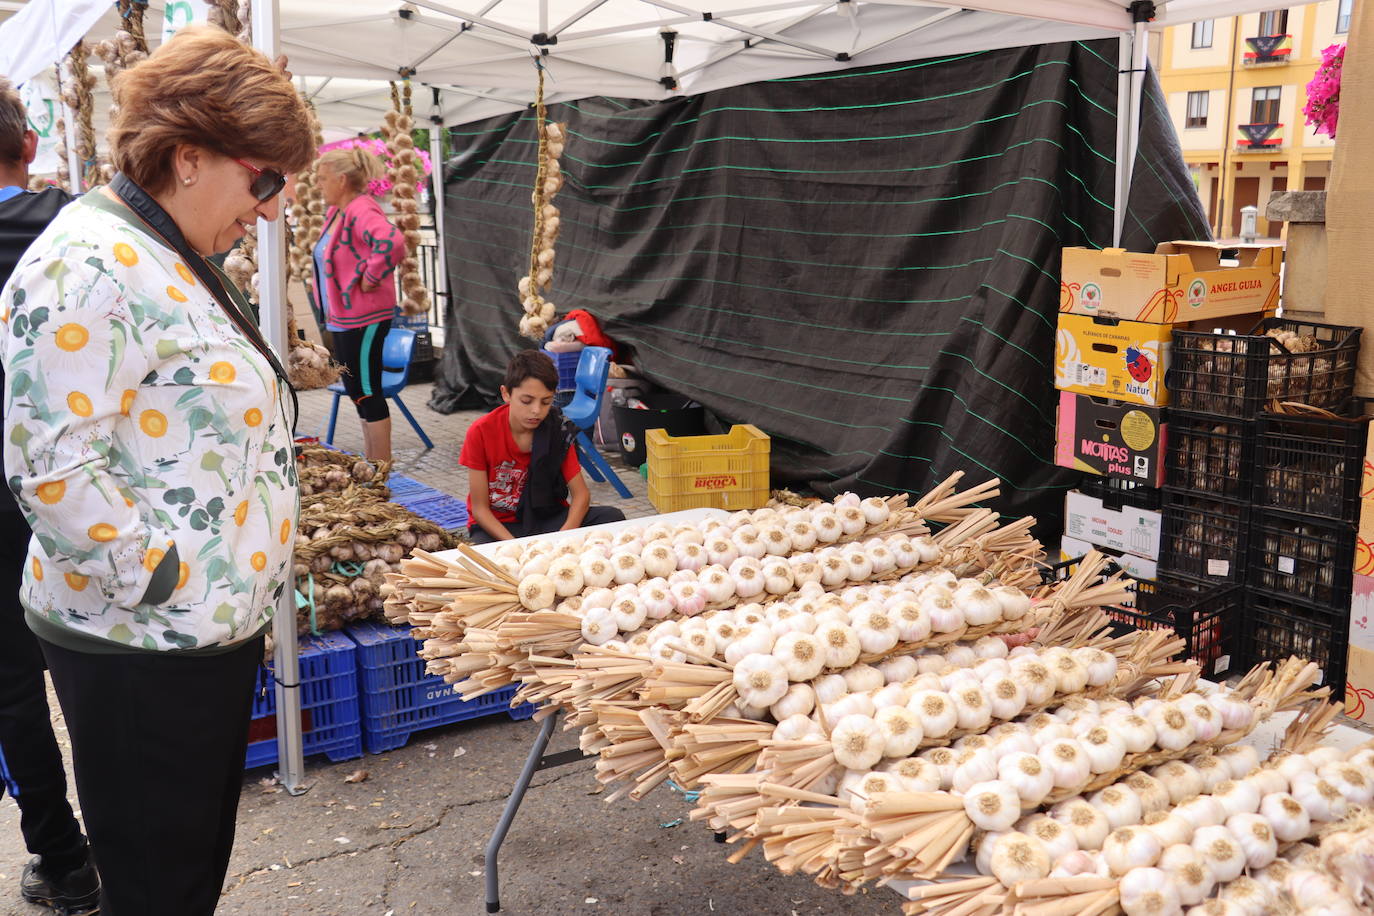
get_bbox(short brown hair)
[0,76,28,164]
[108,27,313,193]
[318,147,384,193]
[503,349,559,393]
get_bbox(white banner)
[20,72,61,175]
[163,0,215,42]
[0,0,109,87]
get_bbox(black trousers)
[468,505,626,544]
[0,518,86,873]
[40,633,264,916]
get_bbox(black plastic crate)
[1169,317,1361,418]
[1254,410,1369,523]
[1120,578,1239,679]
[1159,488,1249,585]
[1240,589,1348,690]
[1077,475,1162,511]
[1247,511,1356,607]
[1163,412,1258,501]
[1043,559,1236,677]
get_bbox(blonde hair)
[317,147,384,193]
[108,26,312,193]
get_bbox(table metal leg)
[484,711,560,913]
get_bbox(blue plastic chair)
[560,346,632,498]
[323,327,435,450]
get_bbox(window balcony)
[1244,35,1292,66]
[1236,123,1283,152]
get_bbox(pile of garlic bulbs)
[999,741,1374,916]
[222,228,259,305]
[288,98,327,284]
[517,119,565,340]
[56,41,98,192]
[206,0,242,35]
[384,82,431,317]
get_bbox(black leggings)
[41,634,263,916]
[332,320,391,421]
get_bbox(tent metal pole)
[1113,32,1131,246]
[254,0,308,798]
[429,90,449,335]
[61,99,81,192]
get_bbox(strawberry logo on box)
[1079,283,1102,312]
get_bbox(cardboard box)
[1060,242,1282,323]
[1055,392,1167,486]
[1346,644,1374,725]
[1059,535,1158,582]
[1348,575,1374,724]
[1063,489,1163,561]
[1054,313,1171,406]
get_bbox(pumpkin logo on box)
[1187,278,1207,310]
[1078,283,1102,312]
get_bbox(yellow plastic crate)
[646,425,770,513]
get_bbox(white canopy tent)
[0,0,1287,790]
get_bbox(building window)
[1338,0,1352,33]
[1186,91,1210,128]
[1251,86,1282,123]
[1258,9,1288,35]
[1192,19,1214,48]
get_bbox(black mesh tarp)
[430,40,1208,524]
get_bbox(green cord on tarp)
[294,572,321,635]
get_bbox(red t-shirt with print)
[459,404,580,524]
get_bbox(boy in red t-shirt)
[461,350,626,543]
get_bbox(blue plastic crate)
[394,492,469,531]
[392,306,430,330]
[346,621,534,754]
[543,349,580,392]
[385,474,428,500]
[245,630,363,769]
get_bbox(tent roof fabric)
[3,0,1292,130]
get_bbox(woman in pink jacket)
[312,147,405,460]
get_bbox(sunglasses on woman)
[233,158,288,202]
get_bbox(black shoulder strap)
[107,173,298,430]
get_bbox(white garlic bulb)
[998,752,1054,806]
[1118,866,1182,916]
[1103,825,1163,875]
[1039,739,1092,789]
[1191,824,1246,883]
[986,831,1051,886]
[1151,760,1206,804]
[1053,798,1111,851]
[908,690,958,739]
[733,654,790,709]
[1158,843,1215,906]
[1123,772,1171,815]
[815,622,861,669]
[1142,811,1193,850]
[518,574,556,610]
[830,714,885,770]
[580,606,618,645]
[1224,813,1276,870]
[962,780,1022,833]
[1258,792,1309,842]
[1091,785,1144,831]
[874,705,922,758]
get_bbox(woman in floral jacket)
[0,28,312,915]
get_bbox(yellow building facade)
[1158,2,1351,238]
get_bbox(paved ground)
[0,383,902,915]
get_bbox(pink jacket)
[314,195,405,329]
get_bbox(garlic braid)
[391,81,429,317]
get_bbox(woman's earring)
[183,176,193,186]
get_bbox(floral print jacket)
[0,193,298,652]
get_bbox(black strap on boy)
[516,407,577,527]
[109,172,299,429]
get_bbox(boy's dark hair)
[503,349,559,393]
[0,76,28,165]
